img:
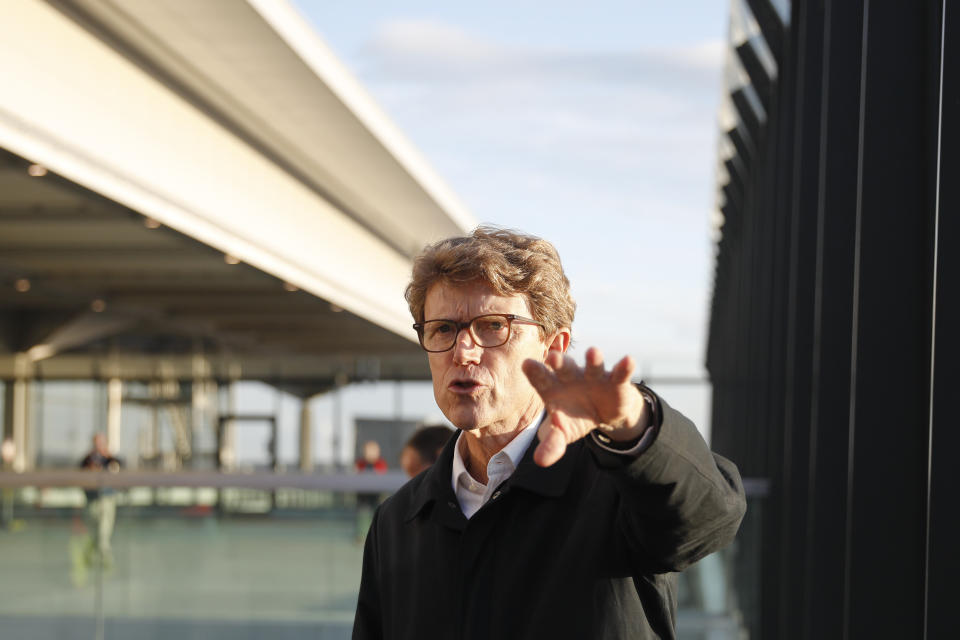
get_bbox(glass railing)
[673,477,767,640]
[0,472,765,640]
[723,478,768,640]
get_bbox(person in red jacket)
[354,440,387,540]
[355,440,388,473]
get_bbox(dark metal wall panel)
[844,1,939,635]
[802,0,863,636]
[779,2,824,636]
[709,0,947,637]
[924,1,957,636]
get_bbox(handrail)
[0,470,773,496]
[0,470,409,492]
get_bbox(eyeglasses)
[413,313,544,353]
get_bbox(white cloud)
[672,39,728,70]
[361,18,726,92]
[366,19,504,62]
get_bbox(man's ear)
[545,328,571,355]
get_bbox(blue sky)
[292,1,729,377]
[296,1,727,52]
[255,1,733,458]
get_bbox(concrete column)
[299,396,314,472]
[191,354,212,462]
[8,355,31,472]
[106,378,122,454]
[150,381,161,463]
[10,379,28,472]
[331,388,341,470]
[218,381,236,471]
[2,381,13,445]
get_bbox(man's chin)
[443,406,484,432]
[449,417,481,432]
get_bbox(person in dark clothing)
[352,227,745,639]
[400,425,453,478]
[79,433,121,568]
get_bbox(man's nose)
[452,326,482,363]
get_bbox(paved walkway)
[0,513,362,639]
[0,512,741,639]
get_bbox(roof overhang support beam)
[0,0,426,342]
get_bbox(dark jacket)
[353,396,745,639]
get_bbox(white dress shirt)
[451,413,542,519]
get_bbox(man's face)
[423,280,563,435]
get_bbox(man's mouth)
[448,378,482,394]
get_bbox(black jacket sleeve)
[587,394,747,573]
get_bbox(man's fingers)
[553,354,581,381]
[610,355,636,385]
[584,347,605,379]
[544,350,565,371]
[534,423,568,467]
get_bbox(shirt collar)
[451,411,544,494]
[405,410,582,524]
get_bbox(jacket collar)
[507,432,582,497]
[404,424,582,522]
[405,433,459,522]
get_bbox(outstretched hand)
[522,347,650,467]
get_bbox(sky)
[271,2,730,459]
[291,0,729,376]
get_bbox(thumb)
[534,420,568,467]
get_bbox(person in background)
[80,433,121,569]
[355,440,388,473]
[400,425,453,478]
[354,440,387,540]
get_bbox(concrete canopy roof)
[0,0,475,390]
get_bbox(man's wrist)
[601,386,653,442]
[591,385,661,454]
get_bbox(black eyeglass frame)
[412,313,544,353]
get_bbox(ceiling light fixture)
[143,217,161,229]
[14,278,31,292]
[329,303,343,313]
[282,282,298,292]
[27,164,47,177]
[224,254,241,265]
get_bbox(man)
[353,227,745,639]
[400,425,454,478]
[80,433,121,568]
